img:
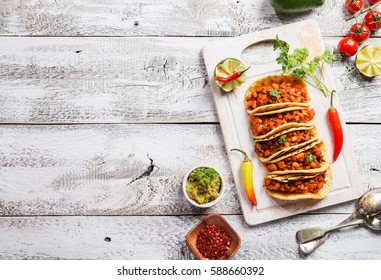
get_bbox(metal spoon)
[299,188,381,254]
[296,188,381,246]
[299,210,359,254]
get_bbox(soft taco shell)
[251,106,309,116]
[265,140,330,175]
[255,126,319,163]
[245,74,310,115]
[264,168,332,201]
[248,108,315,140]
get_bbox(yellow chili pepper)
[231,148,257,206]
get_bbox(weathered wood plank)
[0,0,376,37]
[0,214,379,260]
[0,123,379,216]
[0,37,211,123]
[0,37,380,124]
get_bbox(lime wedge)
[214,58,247,92]
[355,45,381,77]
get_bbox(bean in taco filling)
[255,129,315,158]
[266,144,325,172]
[246,80,309,111]
[249,109,315,136]
[264,172,326,194]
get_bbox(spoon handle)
[299,234,330,254]
[296,213,364,244]
[298,211,360,254]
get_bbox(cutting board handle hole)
[241,40,280,66]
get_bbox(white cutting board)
[203,20,362,226]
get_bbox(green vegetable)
[269,89,282,97]
[306,153,317,162]
[274,36,336,97]
[278,135,287,144]
[192,167,219,186]
[270,0,325,13]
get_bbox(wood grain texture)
[0,0,376,37]
[0,37,380,124]
[0,0,379,262]
[0,36,211,123]
[0,214,380,260]
[0,123,379,216]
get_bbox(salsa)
[186,167,221,204]
[246,79,309,111]
[255,129,316,158]
[249,109,315,136]
[264,172,326,194]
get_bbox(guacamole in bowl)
[183,166,225,208]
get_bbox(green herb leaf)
[287,48,309,69]
[276,57,288,70]
[306,153,317,162]
[278,135,287,144]
[273,36,334,97]
[274,35,289,52]
[315,50,336,65]
[192,167,218,186]
[269,89,281,97]
[292,68,306,77]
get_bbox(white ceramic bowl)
[182,165,225,208]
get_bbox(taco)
[263,168,332,201]
[249,108,315,140]
[245,74,310,115]
[254,126,319,163]
[264,140,329,175]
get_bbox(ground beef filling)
[255,129,315,158]
[246,80,309,110]
[264,172,326,194]
[266,145,325,172]
[250,109,315,136]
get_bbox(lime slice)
[355,45,381,77]
[214,58,247,92]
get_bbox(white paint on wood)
[0,0,374,37]
[0,37,380,123]
[0,0,379,260]
[0,214,379,260]
[0,124,379,216]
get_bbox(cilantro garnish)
[278,135,287,144]
[269,89,282,97]
[306,153,317,162]
[193,167,219,186]
[274,35,336,97]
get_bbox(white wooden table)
[0,0,380,260]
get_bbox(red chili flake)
[196,224,232,260]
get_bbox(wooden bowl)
[186,213,241,260]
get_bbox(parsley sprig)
[274,35,336,97]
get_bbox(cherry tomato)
[364,10,381,31]
[337,37,359,56]
[345,0,364,14]
[368,0,380,4]
[349,23,371,43]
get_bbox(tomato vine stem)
[346,1,381,20]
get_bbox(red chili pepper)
[215,67,250,83]
[327,90,343,162]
